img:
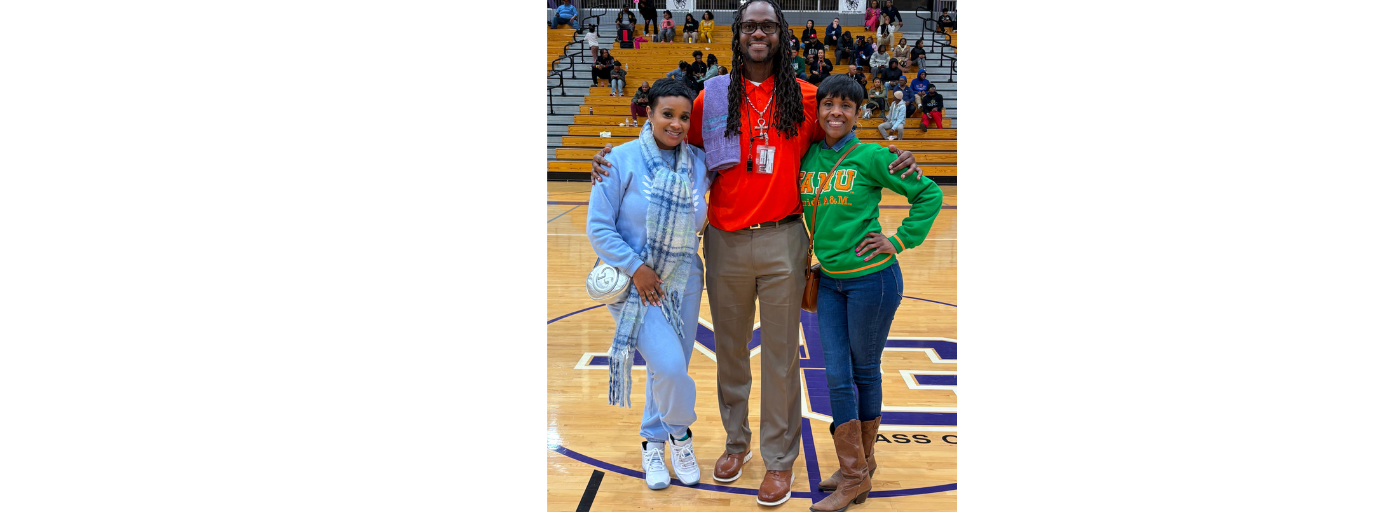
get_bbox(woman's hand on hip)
[855,232,896,260]
[632,265,663,306]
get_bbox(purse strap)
[807,141,861,264]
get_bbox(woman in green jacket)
[798,74,943,512]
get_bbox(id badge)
[754,145,776,174]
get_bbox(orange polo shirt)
[687,75,823,232]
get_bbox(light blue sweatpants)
[607,252,704,443]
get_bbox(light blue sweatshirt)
[587,137,713,277]
[555,3,577,19]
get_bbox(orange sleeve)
[687,89,705,147]
[804,86,824,144]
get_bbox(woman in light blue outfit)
[586,78,713,491]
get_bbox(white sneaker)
[642,441,671,490]
[668,431,701,486]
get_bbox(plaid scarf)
[607,121,697,407]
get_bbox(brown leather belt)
[741,214,803,231]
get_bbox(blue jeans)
[817,262,903,426]
[551,15,579,30]
[611,78,625,95]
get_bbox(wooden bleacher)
[548,23,955,179]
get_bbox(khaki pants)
[703,219,808,471]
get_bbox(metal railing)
[547,3,608,115]
[913,0,955,82]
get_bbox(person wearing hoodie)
[854,36,874,70]
[835,31,856,67]
[824,17,841,47]
[909,69,930,113]
[919,83,946,130]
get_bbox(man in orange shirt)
[587,0,922,506]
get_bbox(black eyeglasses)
[738,21,781,34]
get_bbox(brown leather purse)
[802,143,860,313]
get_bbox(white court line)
[574,352,647,370]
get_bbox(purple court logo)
[550,303,958,499]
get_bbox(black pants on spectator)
[592,68,612,85]
[641,10,658,34]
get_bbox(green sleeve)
[866,145,942,254]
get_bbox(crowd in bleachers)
[550,0,951,139]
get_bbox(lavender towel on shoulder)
[700,74,740,171]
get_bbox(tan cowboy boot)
[818,416,881,491]
[809,419,871,512]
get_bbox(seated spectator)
[865,0,881,31]
[909,69,930,109]
[802,20,818,44]
[699,11,716,43]
[845,64,867,89]
[809,49,833,85]
[629,81,650,127]
[835,31,855,66]
[910,40,927,70]
[791,48,808,81]
[919,83,945,131]
[878,90,906,140]
[592,49,615,88]
[879,60,903,86]
[874,21,894,49]
[688,50,707,76]
[702,54,721,81]
[938,8,956,35]
[682,13,699,43]
[891,75,911,108]
[550,0,579,31]
[883,0,903,31]
[892,38,912,71]
[854,36,874,70]
[869,44,891,80]
[615,6,636,32]
[666,60,688,82]
[863,79,887,119]
[824,17,841,47]
[611,61,628,97]
[684,66,705,93]
[659,11,676,42]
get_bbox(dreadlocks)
[725,0,804,139]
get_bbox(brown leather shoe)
[757,470,794,506]
[810,419,871,511]
[818,416,881,492]
[712,451,752,483]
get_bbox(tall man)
[587,0,922,506]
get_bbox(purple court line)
[904,296,957,307]
[550,445,956,499]
[547,304,606,324]
[547,205,581,223]
[801,417,826,502]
